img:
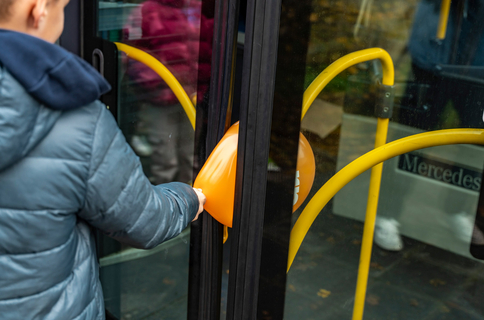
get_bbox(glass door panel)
[94,1,206,318]
[284,0,484,319]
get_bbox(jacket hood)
[0,30,110,171]
[0,30,111,110]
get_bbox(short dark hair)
[0,0,15,22]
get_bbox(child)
[0,0,205,319]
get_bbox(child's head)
[0,0,70,43]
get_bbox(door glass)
[97,1,206,318]
[286,0,484,319]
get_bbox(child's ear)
[29,0,48,29]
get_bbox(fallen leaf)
[430,279,446,287]
[366,294,380,306]
[317,289,331,298]
[295,261,317,271]
[441,305,450,313]
[370,262,384,270]
[326,236,336,244]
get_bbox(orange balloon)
[194,122,315,227]
[193,123,238,227]
[293,132,316,212]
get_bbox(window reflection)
[287,0,484,319]
[118,0,203,184]
[97,1,210,318]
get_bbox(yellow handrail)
[287,129,484,271]
[288,129,484,267]
[114,42,196,129]
[302,48,394,120]
[300,48,394,320]
[437,0,452,40]
[288,128,484,318]
[352,117,389,320]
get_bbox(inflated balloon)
[193,123,239,227]
[194,122,316,227]
[293,132,316,212]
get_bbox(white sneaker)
[448,212,481,243]
[374,218,403,251]
[130,135,153,157]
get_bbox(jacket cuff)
[164,182,199,222]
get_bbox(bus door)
[70,0,484,319]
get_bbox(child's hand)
[192,188,206,221]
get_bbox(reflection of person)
[0,1,205,319]
[398,0,484,130]
[375,0,484,251]
[124,0,203,184]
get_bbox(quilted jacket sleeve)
[78,102,199,249]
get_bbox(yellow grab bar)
[290,127,484,320]
[288,128,484,271]
[301,48,394,320]
[352,117,388,320]
[114,42,196,129]
[301,48,394,120]
[437,0,452,40]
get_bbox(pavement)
[285,191,484,320]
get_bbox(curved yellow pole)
[288,128,484,272]
[301,48,394,320]
[301,48,394,120]
[437,0,452,40]
[114,42,196,129]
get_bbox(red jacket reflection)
[124,0,212,106]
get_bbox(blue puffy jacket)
[0,30,199,319]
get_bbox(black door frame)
[226,0,312,318]
[187,0,241,319]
